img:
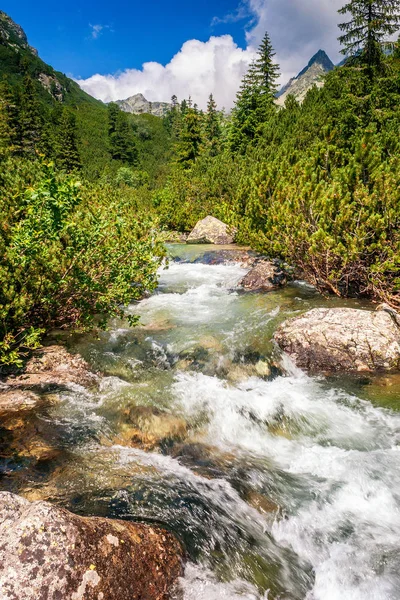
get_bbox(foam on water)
[51,257,400,599]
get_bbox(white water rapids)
[41,246,400,599]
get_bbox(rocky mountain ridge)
[277,49,334,106]
[116,93,171,117]
[0,10,38,55]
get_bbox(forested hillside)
[0,10,170,367]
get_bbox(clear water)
[3,244,400,600]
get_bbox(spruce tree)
[18,74,43,156]
[205,94,221,156]
[108,102,120,137]
[57,109,81,172]
[176,107,203,167]
[255,32,280,107]
[229,32,279,154]
[109,110,138,164]
[0,78,17,158]
[338,0,400,71]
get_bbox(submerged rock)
[239,260,287,292]
[275,307,400,373]
[4,345,98,390]
[117,406,188,450]
[187,216,237,245]
[0,492,183,600]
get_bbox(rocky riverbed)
[1,243,400,600]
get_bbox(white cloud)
[78,0,344,109]
[246,0,343,86]
[89,24,104,40]
[78,35,256,110]
[89,23,113,40]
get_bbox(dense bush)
[0,160,165,367]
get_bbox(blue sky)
[3,0,343,108]
[3,0,249,79]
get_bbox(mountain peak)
[297,49,334,78]
[116,93,171,117]
[277,49,334,106]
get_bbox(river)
[4,244,400,600]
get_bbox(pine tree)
[109,110,138,164]
[40,103,63,159]
[57,109,81,172]
[108,102,120,137]
[254,32,280,108]
[338,0,400,71]
[204,94,221,156]
[0,78,17,158]
[229,32,279,153]
[176,107,203,167]
[18,74,43,156]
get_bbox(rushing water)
[3,244,400,600]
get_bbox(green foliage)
[229,32,279,154]
[115,167,150,188]
[0,160,165,367]
[338,0,400,72]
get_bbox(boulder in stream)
[0,492,183,600]
[3,345,98,391]
[274,307,400,373]
[239,260,287,292]
[186,216,237,245]
[117,405,188,450]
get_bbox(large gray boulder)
[187,216,236,245]
[239,261,287,291]
[0,492,183,600]
[274,307,400,373]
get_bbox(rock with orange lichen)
[0,492,184,600]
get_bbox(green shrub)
[0,159,165,367]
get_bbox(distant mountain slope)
[277,50,334,106]
[0,10,100,107]
[117,93,171,117]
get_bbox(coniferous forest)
[1,0,400,366]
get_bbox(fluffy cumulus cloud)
[78,35,255,110]
[247,0,343,85]
[78,0,344,109]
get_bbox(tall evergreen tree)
[0,78,17,158]
[18,74,43,156]
[108,102,120,137]
[176,107,203,167]
[109,110,138,164]
[338,0,400,71]
[204,94,221,156]
[229,32,279,154]
[57,109,81,172]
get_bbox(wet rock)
[0,492,183,600]
[0,390,42,417]
[198,335,223,353]
[186,216,237,245]
[193,249,257,267]
[170,442,236,479]
[275,307,400,373]
[239,260,287,292]
[4,345,98,390]
[246,491,280,516]
[118,406,188,450]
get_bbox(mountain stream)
[3,244,400,600]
